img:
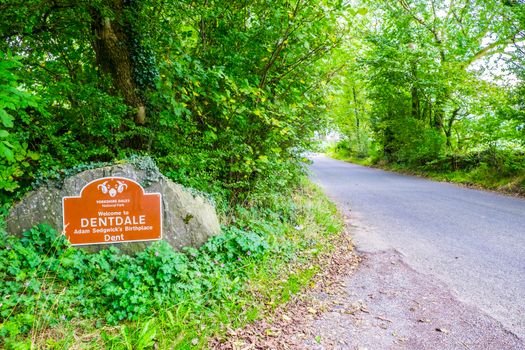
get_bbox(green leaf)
[0,109,14,128]
[356,7,368,16]
[1,144,14,161]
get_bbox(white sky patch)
[468,36,523,87]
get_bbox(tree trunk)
[433,103,444,130]
[383,113,395,162]
[352,85,360,143]
[90,1,146,124]
[444,108,460,148]
[410,61,420,119]
[411,86,420,119]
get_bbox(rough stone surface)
[7,163,221,254]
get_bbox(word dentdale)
[81,212,146,228]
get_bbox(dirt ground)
[210,229,524,350]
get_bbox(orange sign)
[62,177,162,246]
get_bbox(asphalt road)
[309,154,525,341]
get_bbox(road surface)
[309,154,525,347]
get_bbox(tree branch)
[258,0,302,89]
[397,0,446,62]
[463,35,525,68]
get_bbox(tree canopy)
[330,0,525,182]
[1,0,525,204]
[0,0,347,204]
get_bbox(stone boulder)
[6,160,221,254]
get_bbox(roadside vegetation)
[3,0,525,348]
[1,181,343,349]
[0,0,351,348]
[328,143,525,195]
[327,1,525,194]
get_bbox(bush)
[0,212,280,346]
[0,56,41,197]
[423,149,525,176]
[386,118,446,166]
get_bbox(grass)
[4,179,344,349]
[326,148,373,167]
[327,147,525,196]
[379,163,525,195]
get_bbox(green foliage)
[0,221,271,325]
[328,138,377,165]
[0,56,41,195]
[0,3,348,345]
[0,222,269,344]
[0,0,346,206]
[0,181,343,348]
[328,0,525,186]
[30,155,161,191]
[424,149,525,177]
[387,119,445,166]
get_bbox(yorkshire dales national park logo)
[97,179,128,197]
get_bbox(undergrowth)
[327,142,525,195]
[0,180,343,349]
